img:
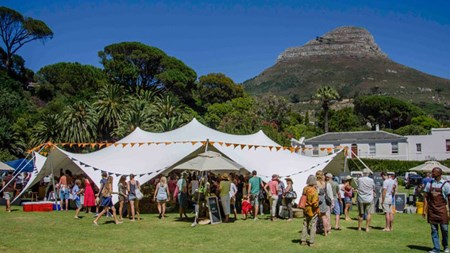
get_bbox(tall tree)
[0,7,53,72]
[94,83,128,140]
[196,73,244,108]
[59,101,98,143]
[315,86,339,133]
[99,42,197,104]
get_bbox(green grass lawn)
[0,206,435,253]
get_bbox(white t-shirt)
[382,178,395,204]
[229,183,237,198]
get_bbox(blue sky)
[3,0,450,83]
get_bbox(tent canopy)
[25,118,340,202]
[6,158,34,173]
[409,161,450,174]
[0,161,14,171]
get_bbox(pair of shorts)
[344,197,352,204]
[332,199,341,215]
[75,199,82,209]
[383,203,393,213]
[157,198,167,203]
[250,194,259,207]
[357,201,373,215]
[3,192,11,200]
[60,189,70,200]
[100,196,113,207]
[128,193,136,201]
[178,192,188,208]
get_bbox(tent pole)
[205,139,209,152]
[1,143,48,193]
[350,149,370,171]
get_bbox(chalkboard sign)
[395,193,406,212]
[207,196,222,224]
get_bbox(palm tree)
[315,86,339,133]
[113,96,155,138]
[152,94,188,131]
[59,101,98,143]
[31,114,61,146]
[94,83,128,141]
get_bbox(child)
[72,179,84,219]
[241,195,253,220]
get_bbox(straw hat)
[221,173,229,180]
[345,175,352,181]
[326,173,333,178]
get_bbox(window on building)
[447,140,450,152]
[392,142,399,154]
[369,143,376,155]
[313,145,319,156]
[416,143,422,153]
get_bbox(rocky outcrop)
[277,26,387,62]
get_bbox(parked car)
[405,174,423,189]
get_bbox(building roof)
[304,131,407,145]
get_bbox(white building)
[301,131,408,160]
[406,128,450,161]
[299,128,450,161]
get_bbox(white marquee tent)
[20,119,340,202]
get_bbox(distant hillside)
[243,26,450,104]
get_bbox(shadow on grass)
[407,245,431,251]
[291,239,301,244]
[370,226,384,230]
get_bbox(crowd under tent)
[19,119,341,202]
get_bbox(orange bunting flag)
[69,143,74,148]
[289,147,295,153]
[320,148,326,151]
[191,141,198,145]
[105,143,112,147]
[90,143,97,148]
[218,142,224,146]
[233,144,239,148]
[295,147,300,152]
[269,146,273,151]
[282,147,287,150]
[99,143,106,148]
[138,143,144,147]
[209,141,215,145]
[77,143,83,148]
[240,144,246,150]
[165,142,171,145]
[275,147,281,151]
[225,143,232,147]
[248,145,253,150]
[130,143,136,147]
[113,143,119,147]
[201,141,206,146]
[327,148,332,152]
[122,143,128,148]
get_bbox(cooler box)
[22,202,34,212]
[22,201,54,212]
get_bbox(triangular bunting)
[201,141,207,146]
[114,143,119,147]
[269,146,273,151]
[248,145,253,150]
[218,142,224,146]
[93,168,99,171]
[225,143,232,147]
[191,141,198,145]
[165,142,171,145]
[79,162,85,166]
[98,143,106,148]
[121,143,128,148]
[240,144,246,150]
[105,143,112,147]
[147,172,153,175]
[233,144,239,148]
[138,143,144,147]
[130,143,136,147]
[275,147,281,151]
[115,173,121,177]
[90,143,97,148]
[70,157,78,161]
[209,141,215,145]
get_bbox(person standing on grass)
[283,177,294,221]
[276,175,285,218]
[219,173,232,223]
[316,170,332,236]
[93,176,122,226]
[154,176,170,219]
[83,177,95,213]
[343,176,353,221]
[58,171,70,212]
[264,174,279,221]
[177,172,189,219]
[128,174,141,221]
[230,175,238,221]
[72,179,84,219]
[300,175,319,247]
[2,171,15,212]
[327,173,341,230]
[381,172,395,231]
[248,170,264,221]
[95,172,108,217]
[423,167,450,253]
[118,176,128,221]
[356,168,375,232]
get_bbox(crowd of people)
[3,166,450,252]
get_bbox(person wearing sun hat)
[284,177,294,221]
[219,173,231,222]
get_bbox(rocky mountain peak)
[277,26,388,62]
